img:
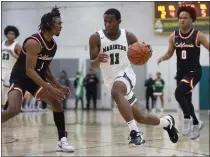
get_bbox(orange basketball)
[128,42,152,65]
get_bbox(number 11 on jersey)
[110,53,119,65]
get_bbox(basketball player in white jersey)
[2,25,21,108]
[89,8,179,146]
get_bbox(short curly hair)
[177,5,197,22]
[4,25,20,38]
[104,8,121,20]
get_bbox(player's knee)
[51,98,63,112]
[111,88,123,100]
[111,82,126,100]
[7,91,22,116]
[8,104,21,117]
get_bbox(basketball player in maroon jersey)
[2,6,74,152]
[157,5,209,139]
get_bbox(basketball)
[127,42,152,65]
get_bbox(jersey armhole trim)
[14,42,20,56]
[172,31,175,45]
[22,36,42,55]
[125,30,130,47]
[195,31,200,48]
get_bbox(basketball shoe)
[128,130,145,146]
[163,115,179,143]
[182,118,192,135]
[191,120,204,140]
[56,137,74,152]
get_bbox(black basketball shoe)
[163,114,179,143]
[128,130,145,146]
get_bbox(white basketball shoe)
[56,137,74,152]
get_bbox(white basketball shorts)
[105,67,137,106]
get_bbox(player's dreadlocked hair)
[39,6,61,32]
[4,25,20,38]
[177,5,197,22]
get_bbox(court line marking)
[2,112,209,156]
[3,127,209,156]
[18,137,209,156]
[1,137,19,144]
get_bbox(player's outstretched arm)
[25,39,50,88]
[89,33,108,69]
[198,32,210,52]
[157,32,175,64]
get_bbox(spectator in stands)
[144,73,155,112]
[74,72,84,110]
[84,68,99,110]
[153,72,165,113]
[58,70,71,109]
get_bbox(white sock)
[127,120,139,132]
[159,117,170,127]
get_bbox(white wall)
[2,2,209,110]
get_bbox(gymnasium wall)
[2,2,209,110]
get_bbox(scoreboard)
[154,1,209,34]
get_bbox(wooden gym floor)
[1,109,209,156]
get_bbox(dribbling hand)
[142,42,153,54]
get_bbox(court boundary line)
[17,137,209,156]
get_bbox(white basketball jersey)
[98,29,132,85]
[1,40,18,69]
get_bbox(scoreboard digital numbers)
[154,1,209,34]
